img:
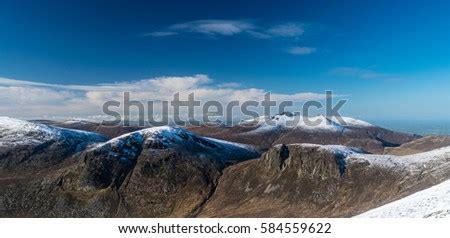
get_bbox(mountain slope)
[355,179,450,218]
[198,144,450,217]
[384,135,450,155]
[0,117,106,170]
[33,119,143,139]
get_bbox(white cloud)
[329,67,386,79]
[169,20,255,36]
[144,31,178,37]
[146,20,307,39]
[216,82,242,88]
[143,20,317,55]
[267,23,304,37]
[246,30,272,39]
[0,75,330,119]
[287,47,316,55]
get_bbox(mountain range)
[1,115,449,217]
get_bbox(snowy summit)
[243,114,374,133]
[0,117,106,148]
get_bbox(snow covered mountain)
[0,117,105,147]
[36,114,420,154]
[0,117,106,170]
[356,179,450,218]
[77,126,261,191]
[33,119,143,139]
[0,116,448,217]
[190,113,420,153]
[90,126,260,162]
[243,114,373,132]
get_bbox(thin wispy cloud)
[287,47,316,55]
[169,20,255,36]
[0,75,330,118]
[267,23,305,37]
[245,30,272,39]
[144,19,313,54]
[329,67,387,80]
[145,19,306,39]
[143,31,178,37]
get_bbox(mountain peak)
[0,117,106,170]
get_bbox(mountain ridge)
[0,116,448,217]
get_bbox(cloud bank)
[0,75,329,119]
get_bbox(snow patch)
[61,119,95,125]
[355,179,450,218]
[205,136,258,151]
[348,146,450,170]
[339,117,374,127]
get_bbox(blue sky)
[0,0,449,120]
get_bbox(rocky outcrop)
[197,144,450,217]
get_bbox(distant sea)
[369,119,450,136]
